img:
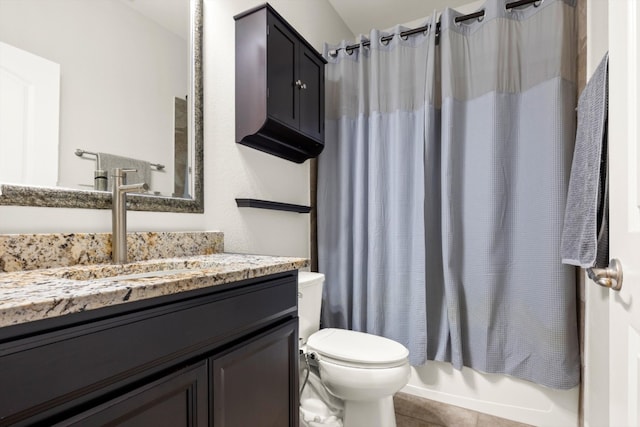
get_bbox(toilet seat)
[306,328,409,369]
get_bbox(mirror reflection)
[0,0,194,199]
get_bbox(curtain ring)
[345,47,355,56]
[477,15,484,22]
[380,35,392,46]
[400,33,409,41]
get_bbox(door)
[56,361,208,427]
[298,45,324,142]
[607,1,640,425]
[0,41,60,186]
[267,13,298,129]
[211,320,299,427]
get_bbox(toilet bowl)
[298,272,410,427]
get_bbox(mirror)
[0,0,203,213]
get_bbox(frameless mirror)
[0,0,203,212]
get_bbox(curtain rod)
[328,0,541,57]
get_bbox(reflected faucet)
[112,168,148,264]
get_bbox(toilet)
[298,272,411,427]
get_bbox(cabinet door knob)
[295,80,307,90]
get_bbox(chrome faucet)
[112,168,148,264]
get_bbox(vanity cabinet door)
[56,361,208,427]
[211,319,299,427]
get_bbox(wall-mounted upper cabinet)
[235,3,327,163]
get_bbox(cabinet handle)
[295,80,307,90]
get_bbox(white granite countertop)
[0,253,308,328]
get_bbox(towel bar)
[74,149,165,170]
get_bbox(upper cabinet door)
[235,4,327,163]
[266,14,298,129]
[298,45,324,142]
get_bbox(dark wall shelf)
[235,198,311,213]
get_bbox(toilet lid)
[306,328,409,367]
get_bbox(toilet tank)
[298,272,325,345]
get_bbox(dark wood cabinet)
[235,3,326,163]
[0,271,299,427]
[266,15,298,130]
[212,320,298,427]
[298,45,324,141]
[56,362,209,427]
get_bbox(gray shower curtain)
[319,16,438,362]
[318,0,579,389]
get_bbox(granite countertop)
[0,253,308,328]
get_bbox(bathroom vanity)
[0,251,306,426]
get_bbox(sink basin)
[81,269,195,282]
[50,259,211,281]
[43,254,258,282]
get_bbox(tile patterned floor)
[394,392,534,427]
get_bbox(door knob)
[587,258,623,291]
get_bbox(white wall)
[0,0,353,259]
[0,0,188,196]
[202,0,353,257]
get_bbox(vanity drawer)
[0,273,297,426]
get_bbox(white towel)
[561,53,609,268]
[97,152,151,191]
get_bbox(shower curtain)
[318,0,579,389]
[319,15,438,365]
